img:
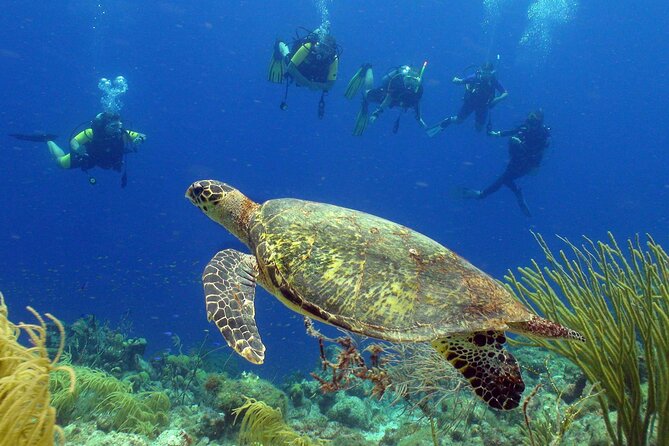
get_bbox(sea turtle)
[186,180,585,410]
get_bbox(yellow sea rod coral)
[507,233,669,446]
[0,292,75,446]
[233,397,325,446]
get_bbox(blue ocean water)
[0,0,667,382]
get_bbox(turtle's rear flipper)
[508,314,585,342]
[432,331,525,410]
[203,249,266,364]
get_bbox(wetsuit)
[479,124,550,216]
[457,73,506,128]
[70,128,142,171]
[286,36,339,91]
[366,68,424,121]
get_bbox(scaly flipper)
[203,249,266,364]
[432,331,525,410]
[508,315,585,342]
[344,63,372,99]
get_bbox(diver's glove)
[369,108,383,124]
[133,133,147,146]
[460,188,482,199]
[70,140,85,155]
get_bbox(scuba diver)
[427,61,508,137]
[459,110,551,217]
[12,112,146,187]
[267,26,340,119]
[344,62,428,136]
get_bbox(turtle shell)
[249,199,532,342]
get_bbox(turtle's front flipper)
[432,331,525,410]
[203,249,266,364]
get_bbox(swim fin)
[10,132,58,142]
[344,63,372,99]
[426,118,451,138]
[268,40,286,84]
[352,102,369,136]
[514,188,532,217]
[456,188,482,199]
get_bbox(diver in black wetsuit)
[427,61,508,137]
[460,110,550,217]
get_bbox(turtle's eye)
[187,184,205,202]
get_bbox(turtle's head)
[186,180,259,245]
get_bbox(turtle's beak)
[185,181,206,206]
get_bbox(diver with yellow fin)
[12,112,146,188]
[10,76,146,187]
[345,62,428,136]
[49,112,145,187]
[268,26,340,119]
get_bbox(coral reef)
[22,234,660,446]
[215,370,288,419]
[54,314,147,375]
[327,392,373,429]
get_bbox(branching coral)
[0,292,75,446]
[306,318,392,398]
[306,320,469,446]
[520,358,601,446]
[506,233,669,446]
[233,397,326,446]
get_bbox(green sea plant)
[506,233,669,446]
[50,365,169,437]
[233,397,325,446]
[95,390,170,436]
[51,366,130,419]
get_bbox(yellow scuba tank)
[289,42,311,67]
[327,56,338,82]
